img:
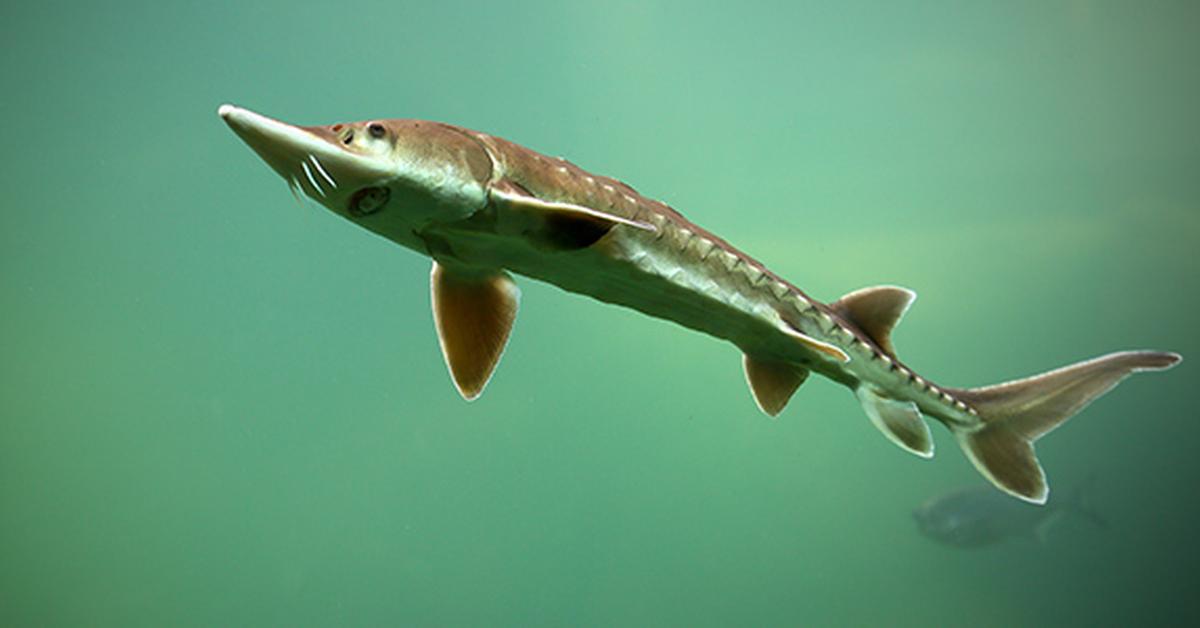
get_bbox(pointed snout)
[219,104,329,145]
[220,104,328,185]
[219,104,305,152]
[218,103,394,200]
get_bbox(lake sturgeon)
[219,104,1181,504]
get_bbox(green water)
[3,2,1197,625]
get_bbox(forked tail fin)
[946,351,1181,504]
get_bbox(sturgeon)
[218,104,1181,504]
[913,479,1104,548]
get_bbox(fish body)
[219,105,1181,504]
[427,133,907,388]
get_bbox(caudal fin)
[947,351,1181,504]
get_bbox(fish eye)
[368,123,386,139]
[342,130,354,145]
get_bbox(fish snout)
[218,104,395,210]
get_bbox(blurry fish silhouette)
[219,104,1182,504]
[914,478,1106,548]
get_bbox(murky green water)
[3,2,1197,625]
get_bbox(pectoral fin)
[743,355,809,417]
[490,179,655,250]
[855,385,933,458]
[430,261,520,401]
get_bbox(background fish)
[914,479,1106,549]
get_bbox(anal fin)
[855,385,933,458]
[743,355,809,417]
[430,261,520,401]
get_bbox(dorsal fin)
[831,286,915,358]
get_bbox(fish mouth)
[218,104,393,201]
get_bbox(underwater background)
[2,1,1197,625]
